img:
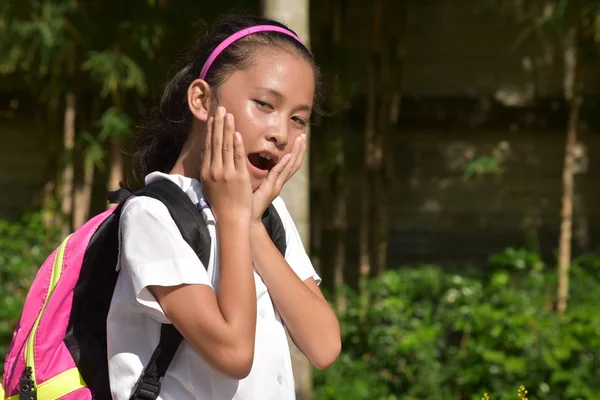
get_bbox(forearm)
[148,218,256,379]
[217,219,256,336]
[250,222,340,369]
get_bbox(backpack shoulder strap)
[135,179,211,267]
[128,179,210,400]
[262,204,287,256]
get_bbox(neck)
[169,132,203,181]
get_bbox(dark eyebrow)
[254,87,312,113]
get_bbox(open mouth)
[248,152,277,172]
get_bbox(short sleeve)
[118,196,213,321]
[271,197,321,285]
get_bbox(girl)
[107,14,341,400]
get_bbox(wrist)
[250,219,266,232]
[251,207,267,224]
[218,213,252,230]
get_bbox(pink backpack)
[1,179,286,400]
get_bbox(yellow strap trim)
[3,368,87,400]
[1,383,5,399]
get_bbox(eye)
[292,116,308,127]
[253,99,274,110]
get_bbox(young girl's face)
[214,48,315,191]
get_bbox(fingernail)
[218,106,225,115]
[226,113,233,123]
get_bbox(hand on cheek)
[251,134,307,221]
[199,107,253,223]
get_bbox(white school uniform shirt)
[106,171,321,400]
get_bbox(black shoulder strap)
[129,324,182,400]
[135,179,212,267]
[107,187,132,205]
[262,204,287,256]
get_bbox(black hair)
[130,14,322,184]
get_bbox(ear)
[187,79,213,122]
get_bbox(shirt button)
[277,373,283,385]
[259,308,266,318]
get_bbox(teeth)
[259,152,271,160]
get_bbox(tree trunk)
[359,56,376,317]
[42,180,57,231]
[333,190,347,313]
[373,15,389,276]
[574,193,589,251]
[61,91,76,237]
[557,25,581,316]
[330,0,348,314]
[309,113,324,277]
[359,0,381,316]
[373,171,388,276]
[41,101,61,232]
[73,158,95,229]
[108,140,124,196]
[74,100,101,228]
[373,0,408,276]
[261,1,313,398]
[332,129,347,314]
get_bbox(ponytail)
[131,63,195,183]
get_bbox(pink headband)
[199,25,304,80]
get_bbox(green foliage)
[315,250,600,399]
[83,50,147,99]
[462,141,511,181]
[482,0,600,51]
[2,225,600,398]
[0,214,61,373]
[78,130,106,169]
[0,1,77,75]
[98,107,134,142]
[462,155,504,180]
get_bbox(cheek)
[283,131,303,154]
[234,103,266,138]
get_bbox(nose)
[264,118,288,150]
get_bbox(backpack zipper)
[22,235,71,395]
[19,367,36,400]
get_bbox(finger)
[283,135,306,183]
[265,153,292,188]
[279,135,303,184]
[292,134,307,173]
[233,132,247,171]
[201,117,214,173]
[211,106,225,168]
[223,113,235,170]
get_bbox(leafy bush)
[315,249,600,400]
[0,214,60,373]
[2,214,600,399]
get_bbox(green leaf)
[83,51,147,98]
[97,107,133,141]
[78,131,106,169]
